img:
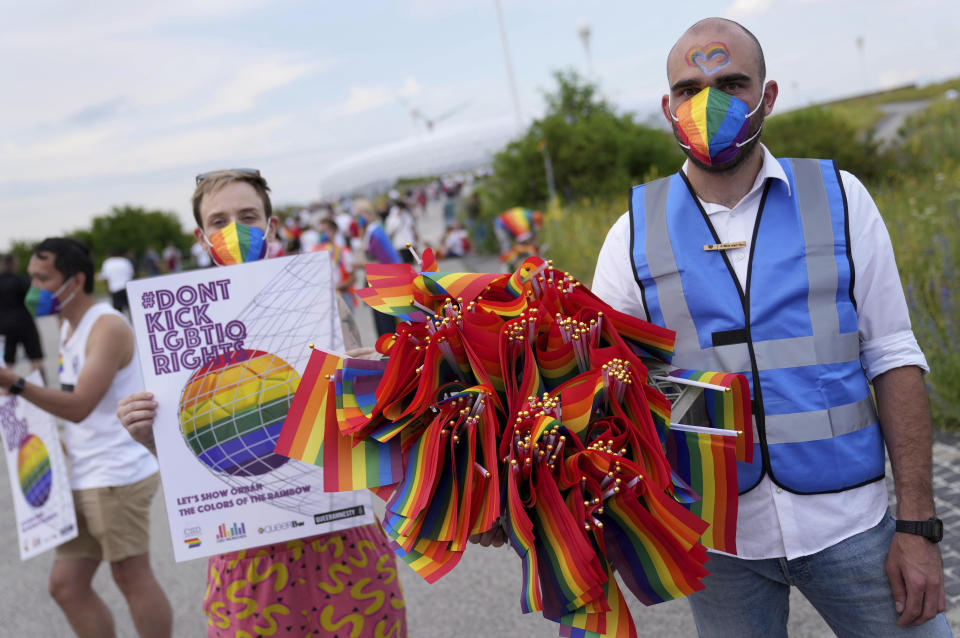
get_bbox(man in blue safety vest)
[592,17,950,637]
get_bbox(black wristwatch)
[895,516,943,543]
[8,377,26,395]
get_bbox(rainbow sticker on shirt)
[18,434,53,508]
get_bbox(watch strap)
[895,517,943,543]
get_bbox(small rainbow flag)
[274,348,339,465]
[667,369,753,463]
[419,271,500,302]
[602,494,708,605]
[366,224,402,265]
[664,424,739,554]
[565,286,676,362]
[274,347,403,491]
[334,359,385,434]
[322,381,403,491]
[420,247,439,273]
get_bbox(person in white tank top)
[0,238,172,638]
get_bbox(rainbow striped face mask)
[671,87,763,167]
[25,276,75,317]
[202,222,268,266]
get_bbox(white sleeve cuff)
[860,330,929,381]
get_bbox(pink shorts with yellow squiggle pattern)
[203,523,406,637]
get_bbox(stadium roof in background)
[317,115,524,198]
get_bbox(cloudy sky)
[2,0,957,244]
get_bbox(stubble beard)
[676,111,766,174]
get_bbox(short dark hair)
[33,237,95,293]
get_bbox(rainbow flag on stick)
[664,424,739,554]
[274,347,403,490]
[322,381,403,491]
[274,348,340,465]
[666,369,753,463]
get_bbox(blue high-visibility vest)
[629,158,884,494]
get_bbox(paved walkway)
[931,431,960,606]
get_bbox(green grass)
[541,197,626,286]
[824,77,960,109]
[781,77,960,140]
[872,162,960,428]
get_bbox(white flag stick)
[655,375,731,392]
[669,423,740,437]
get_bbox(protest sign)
[127,252,373,562]
[0,372,78,560]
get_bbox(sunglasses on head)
[195,168,261,185]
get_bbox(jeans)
[688,512,952,637]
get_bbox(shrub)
[481,70,681,216]
[763,106,892,184]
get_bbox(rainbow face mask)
[671,87,763,167]
[203,222,267,266]
[25,276,75,317]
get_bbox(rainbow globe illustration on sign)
[18,434,53,507]
[179,350,301,476]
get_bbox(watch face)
[930,518,944,543]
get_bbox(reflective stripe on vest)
[628,158,883,495]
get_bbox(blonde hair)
[352,198,376,221]
[191,170,272,228]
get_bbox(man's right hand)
[117,391,158,453]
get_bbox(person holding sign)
[117,169,407,638]
[591,17,948,636]
[0,238,172,638]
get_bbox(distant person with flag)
[493,206,543,256]
[355,197,405,337]
[317,216,357,307]
[494,207,544,272]
[116,169,406,638]
[592,17,949,636]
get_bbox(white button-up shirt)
[592,145,928,560]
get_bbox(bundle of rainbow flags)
[274,251,752,638]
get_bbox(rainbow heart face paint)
[685,41,731,75]
[204,222,267,266]
[671,87,763,167]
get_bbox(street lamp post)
[577,18,593,79]
[494,0,524,132]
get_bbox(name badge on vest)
[703,241,747,251]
